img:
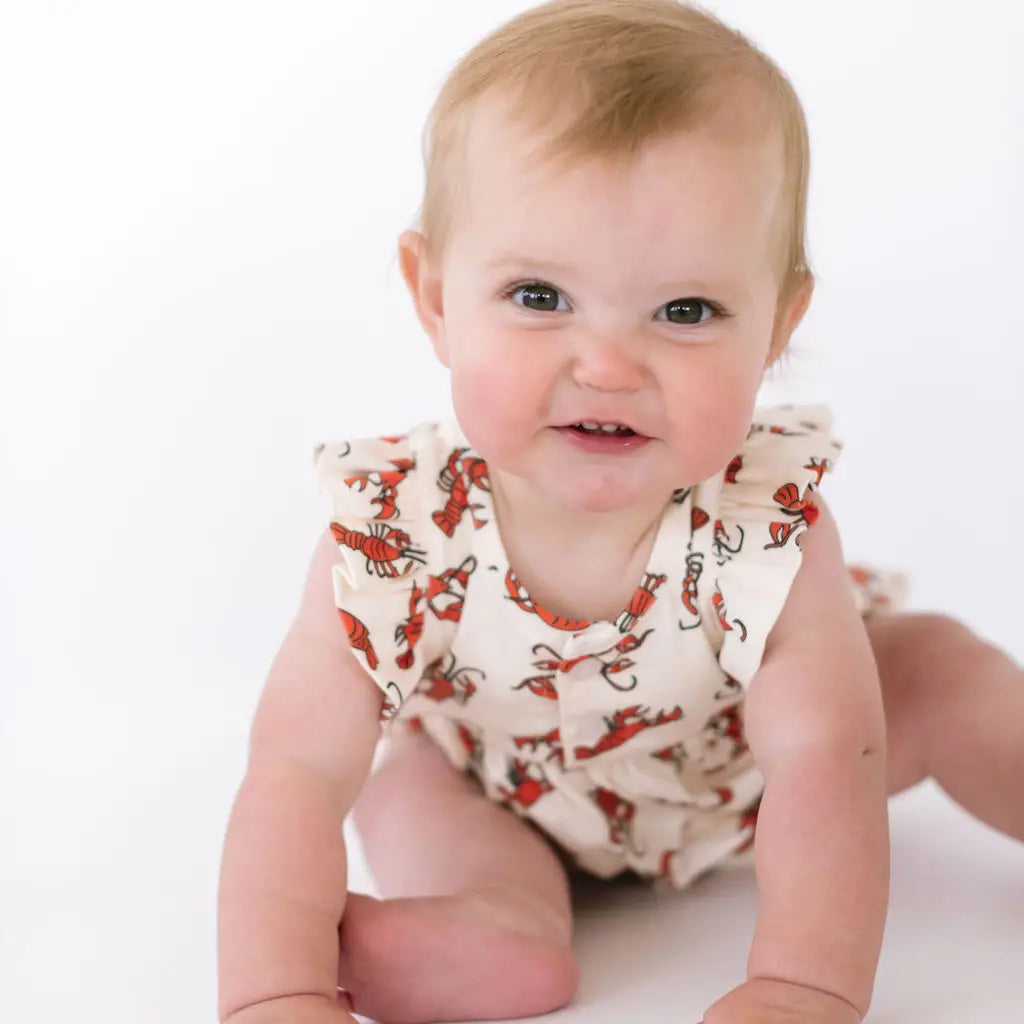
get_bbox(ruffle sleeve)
[709,404,844,689]
[311,425,461,722]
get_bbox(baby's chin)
[532,466,682,517]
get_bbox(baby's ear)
[398,229,450,366]
[765,272,814,368]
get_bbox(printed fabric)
[312,405,908,889]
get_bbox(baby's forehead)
[451,104,784,269]
[459,91,782,204]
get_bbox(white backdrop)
[2,2,1022,1023]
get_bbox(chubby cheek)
[447,342,546,466]
[663,356,763,481]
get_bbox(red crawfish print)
[432,447,491,537]
[379,681,404,722]
[691,504,710,532]
[504,569,593,632]
[456,722,485,765]
[712,582,747,642]
[338,608,379,670]
[344,456,416,520]
[394,580,426,670]
[616,572,668,634]
[425,556,477,622]
[804,455,833,486]
[701,785,735,808]
[330,520,426,578]
[690,705,748,772]
[848,565,877,589]
[748,418,806,438]
[712,518,746,566]
[574,704,684,761]
[724,453,743,483]
[415,652,484,705]
[499,759,555,811]
[393,556,478,669]
[765,482,819,550]
[512,725,563,763]
[512,674,558,700]
[713,673,743,703]
[651,740,688,773]
[658,849,676,878]
[678,551,705,631]
[591,787,645,854]
[734,796,762,853]
[847,563,903,614]
[528,629,655,693]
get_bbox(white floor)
[5,691,1023,1024]
[505,783,1024,1024]
[344,781,1024,1024]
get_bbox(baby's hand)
[701,979,862,1024]
[223,993,357,1024]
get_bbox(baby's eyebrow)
[485,252,571,272]
[486,253,732,295]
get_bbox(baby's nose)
[570,335,646,392]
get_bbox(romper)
[312,404,908,890]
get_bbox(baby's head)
[399,0,816,510]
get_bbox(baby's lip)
[559,419,648,437]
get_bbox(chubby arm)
[217,529,384,1023]
[712,495,890,1021]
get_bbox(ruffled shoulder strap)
[311,422,470,720]
[704,404,843,688]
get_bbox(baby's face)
[414,98,806,513]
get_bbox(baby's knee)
[517,939,580,1014]
[457,883,579,1010]
[871,611,989,690]
[905,612,988,658]
[494,923,579,1013]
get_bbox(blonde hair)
[412,0,813,363]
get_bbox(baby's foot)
[336,885,578,1023]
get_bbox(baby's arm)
[705,496,889,1023]
[218,529,383,1023]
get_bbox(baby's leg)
[866,611,1024,840]
[336,724,578,1023]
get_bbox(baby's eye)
[657,298,723,325]
[503,281,729,325]
[505,281,569,313]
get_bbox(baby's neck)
[489,469,671,623]
[489,467,670,568]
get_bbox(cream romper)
[312,404,908,890]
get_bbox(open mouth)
[556,422,651,452]
[567,421,639,438]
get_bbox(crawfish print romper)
[312,404,908,890]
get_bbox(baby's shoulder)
[313,419,472,517]
[717,403,843,517]
[309,421,482,719]
[311,418,487,585]
[313,419,467,480]
[740,403,841,464]
[692,403,845,687]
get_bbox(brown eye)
[507,282,568,312]
[663,298,714,325]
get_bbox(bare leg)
[867,611,1024,839]
[336,724,578,1023]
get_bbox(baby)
[217,2,1024,1023]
